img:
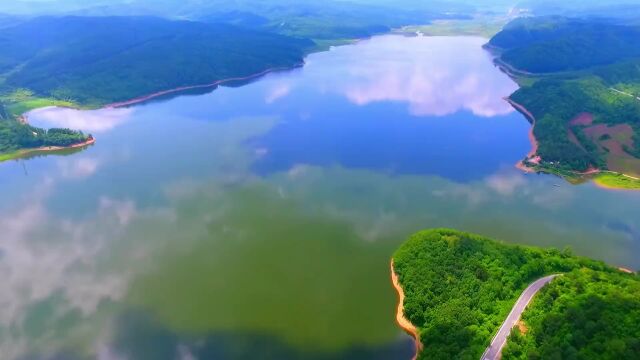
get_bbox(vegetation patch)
[0,17,315,107]
[398,16,507,38]
[493,17,640,179]
[503,267,640,359]
[392,228,614,360]
[593,172,640,190]
[0,119,91,161]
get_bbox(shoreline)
[2,63,306,164]
[504,97,540,173]
[104,63,304,109]
[390,260,423,360]
[498,57,640,190]
[0,137,96,163]
[505,97,640,189]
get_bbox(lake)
[2,35,640,360]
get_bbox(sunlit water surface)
[1,36,640,359]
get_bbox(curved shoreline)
[104,63,304,108]
[390,260,423,360]
[504,97,539,172]
[2,63,305,164]
[0,137,96,163]
[593,172,640,191]
[505,97,640,190]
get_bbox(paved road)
[610,87,640,101]
[481,274,560,360]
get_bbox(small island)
[488,17,640,190]
[392,229,640,360]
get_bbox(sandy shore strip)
[618,267,635,274]
[391,260,423,360]
[104,63,303,108]
[0,137,96,162]
[504,97,540,172]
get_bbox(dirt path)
[391,260,423,360]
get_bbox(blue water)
[1,35,638,360]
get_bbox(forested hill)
[488,17,640,73]
[489,17,640,184]
[393,229,639,360]
[0,0,455,40]
[0,16,314,107]
[503,267,640,359]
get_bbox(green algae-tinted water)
[1,36,639,359]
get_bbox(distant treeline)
[489,17,640,73]
[0,16,315,106]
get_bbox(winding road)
[481,274,561,360]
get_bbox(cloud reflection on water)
[26,106,134,133]
[310,36,518,117]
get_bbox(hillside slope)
[489,17,640,185]
[0,16,314,107]
[392,229,622,360]
[503,267,640,359]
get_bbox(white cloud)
[26,107,133,133]
[58,157,100,179]
[309,36,518,117]
[486,172,526,196]
[265,83,292,104]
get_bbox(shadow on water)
[110,310,414,360]
[606,221,640,242]
[3,143,94,167]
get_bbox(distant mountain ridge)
[0,16,314,106]
[489,17,640,73]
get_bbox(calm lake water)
[2,35,640,359]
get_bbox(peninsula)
[488,17,640,190]
[392,229,639,360]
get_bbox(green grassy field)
[593,172,640,190]
[398,17,507,38]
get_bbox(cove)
[0,35,639,359]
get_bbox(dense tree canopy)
[491,17,640,174]
[0,119,89,154]
[392,229,614,360]
[0,16,314,106]
[503,268,640,360]
[490,17,640,73]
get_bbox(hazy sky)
[1,0,639,17]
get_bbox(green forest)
[510,77,640,171]
[0,120,89,155]
[0,15,314,157]
[0,2,459,158]
[392,229,638,360]
[490,17,640,175]
[489,17,640,73]
[503,267,640,359]
[0,16,314,106]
